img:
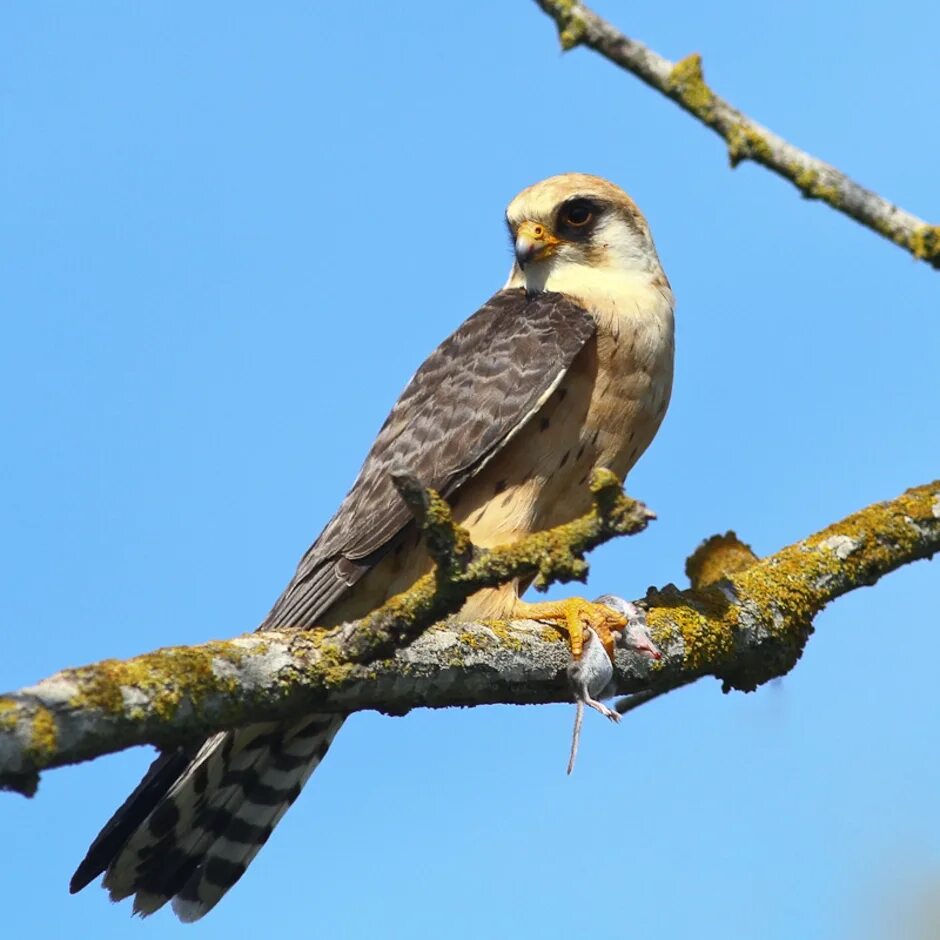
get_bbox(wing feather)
[261,287,595,631]
[69,287,595,899]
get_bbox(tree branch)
[0,469,653,796]
[532,0,940,269]
[2,479,936,797]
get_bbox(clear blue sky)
[2,3,939,938]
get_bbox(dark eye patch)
[556,197,602,240]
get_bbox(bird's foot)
[514,596,627,660]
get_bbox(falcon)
[70,173,675,920]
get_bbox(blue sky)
[2,2,939,938]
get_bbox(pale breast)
[454,278,674,543]
[578,283,675,487]
[325,280,674,625]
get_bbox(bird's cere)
[514,219,560,266]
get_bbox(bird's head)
[504,173,665,294]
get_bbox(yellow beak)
[514,220,560,266]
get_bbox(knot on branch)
[666,53,717,124]
[392,473,472,579]
[726,123,772,169]
[793,165,840,207]
[530,546,589,591]
[686,531,759,589]
[542,0,588,50]
[589,468,656,535]
[910,224,940,268]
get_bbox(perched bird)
[70,173,675,920]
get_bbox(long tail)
[70,713,344,922]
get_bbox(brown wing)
[260,287,595,631]
[68,287,595,899]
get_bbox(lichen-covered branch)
[2,480,937,797]
[532,0,940,269]
[341,468,654,661]
[0,470,653,796]
[647,480,939,694]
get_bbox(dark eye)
[562,200,594,228]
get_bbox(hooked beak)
[514,219,561,267]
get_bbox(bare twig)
[1,479,936,797]
[532,0,940,269]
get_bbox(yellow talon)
[514,596,627,660]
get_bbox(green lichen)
[726,122,772,168]
[666,54,717,124]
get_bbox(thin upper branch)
[1,478,936,797]
[532,0,940,269]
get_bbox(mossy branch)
[0,469,653,797]
[338,468,654,661]
[532,0,940,269]
[2,480,937,796]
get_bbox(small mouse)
[566,596,661,774]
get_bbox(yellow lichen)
[793,165,840,206]
[345,471,648,663]
[667,54,717,124]
[726,123,772,167]
[0,698,18,733]
[457,630,492,651]
[909,225,940,264]
[552,0,587,50]
[71,641,254,725]
[539,625,565,645]
[482,622,526,652]
[642,482,938,690]
[305,640,359,691]
[686,532,759,589]
[28,707,57,761]
[647,586,736,672]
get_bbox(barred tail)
[71,713,344,922]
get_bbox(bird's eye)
[562,201,594,228]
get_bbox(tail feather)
[69,746,197,895]
[77,713,344,920]
[171,719,339,922]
